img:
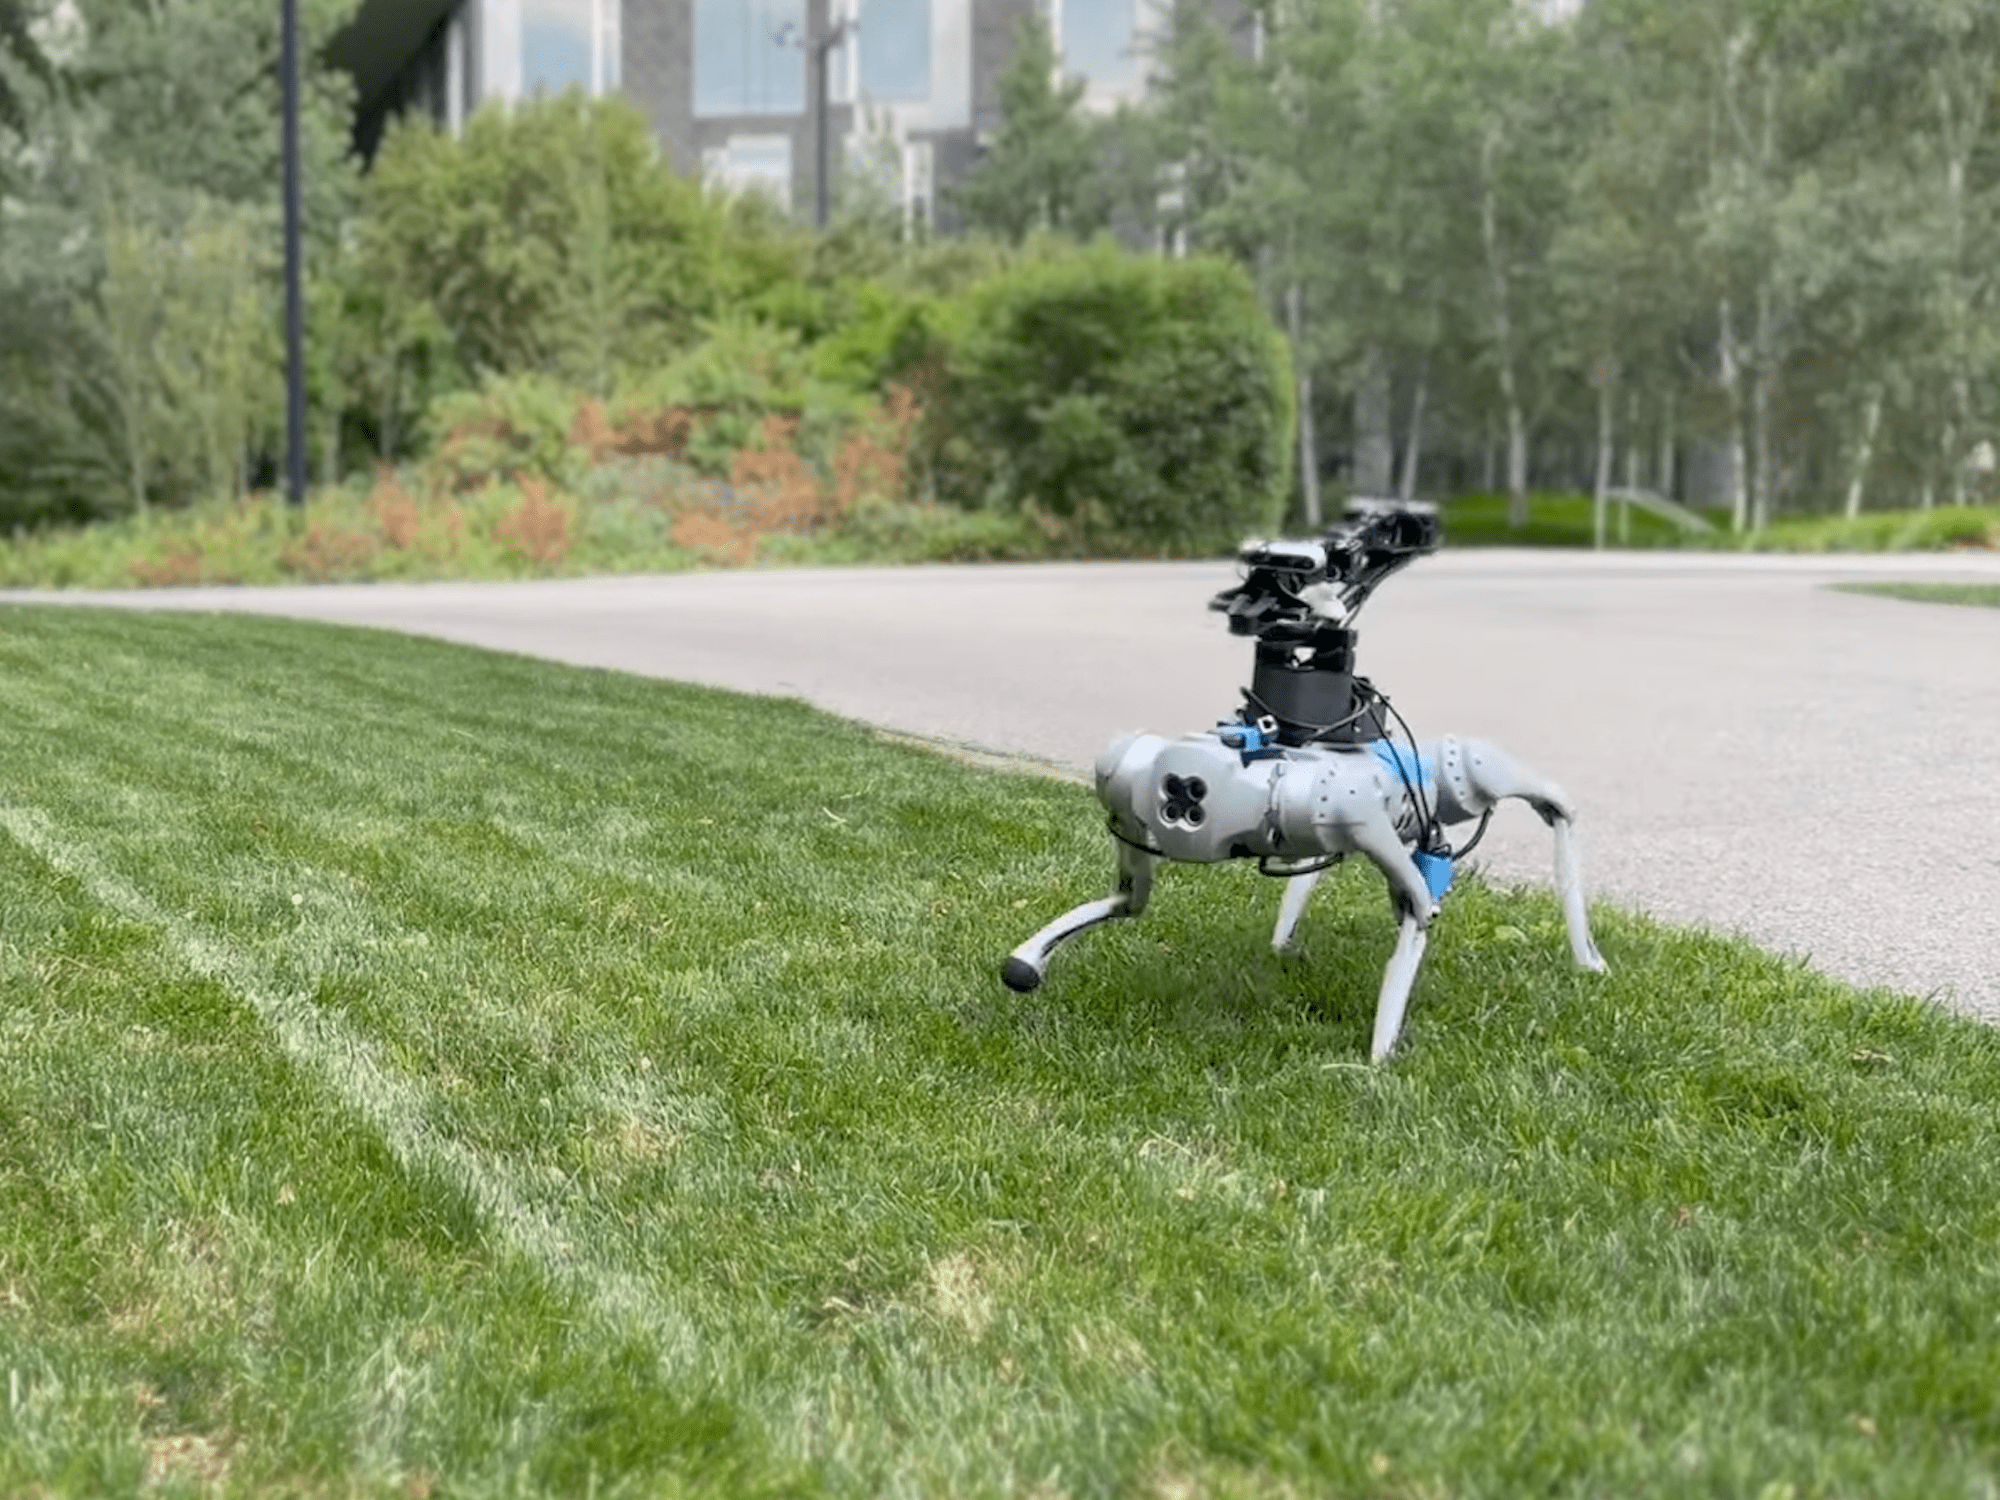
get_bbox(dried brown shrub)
[495,477,572,566]
[832,429,904,514]
[128,546,205,588]
[601,407,698,461]
[281,523,379,579]
[886,384,923,444]
[731,448,822,530]
[569,397,613,457]
[728,414,822,530]
[366,465,421,549]
[671,511,757,564]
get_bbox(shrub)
[358,95,748,388]
[614,318,871,477]
[942,245,1293,552]
[425,373,585,490]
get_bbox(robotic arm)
[1211,500,1441,641]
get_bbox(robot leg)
[1001,839,1159,993]
[1436,736,1606,974]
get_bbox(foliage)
[354,95,751,392]
[1441,491,1712,549]
[944,245,1293,551]
[0,0,355,528]
[950,13,1110,242]
[1834,581,2000,609]
[0,0,58,144]
[75,188,276,514]
[1710,503,2000,553]
[611,316,872,476]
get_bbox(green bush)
[614,317,872,476]
[357,95,777,390]
[425,372,585,489]
[942,245,1293,552]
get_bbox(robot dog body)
[1001,503,1606,1062]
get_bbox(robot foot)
[1001,895,1134,992]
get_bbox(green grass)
[1719,505,2000,553]
[4,608,2000,1497]
[1444,495,2000,554]
[1439,491,1711,548]
[1834,581,2000,609]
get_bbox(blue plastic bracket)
[1412,849,1455,904]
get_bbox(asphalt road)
[11,549,1999,1019]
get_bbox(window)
[520,0,618,95]
[694,0,806,117]
[522,0,592,94]
[1061,0,1138,92]
[860,0,929,103]
[705,134,795,212]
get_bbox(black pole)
[281,0,307,507]
[813,37,831,229]
[784,15,852,231]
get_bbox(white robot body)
[1001,503,1607,1063]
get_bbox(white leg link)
[1553,817,1607,972]
[1440,736,1606,974]
[1270,866,1327,951]
[1372,913,1429,1062]
[1001,842,1159,993]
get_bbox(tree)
[0,0,57,142]
[951,14,1108,242]
[0,0,356,524]
[357,96,740,393]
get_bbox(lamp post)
[281,0,306,506]
[778,12,856,229]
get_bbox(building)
[334,0,1188,228]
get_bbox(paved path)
[10,550,1999,1019]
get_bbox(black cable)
[1449,808,1493,860]
[1239,685,1372,742]
[1259,853,1345,878]
[1372,690,1440,850]
[1104,815,1165,857]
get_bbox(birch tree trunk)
[1845,385,1884,519]
[1751,277,1776,530]
[1285,281,1321,525]
[1935,70,1984,509]
[1352,345,1394,498]
[1719,296,1749,532]
[1592,362,1615,550]
[1622,390,1642,491]
[1480,126,1529,528]
[1657,390,1677,501]
[1398,364,1428,504]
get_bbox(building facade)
[336,0,1192,227]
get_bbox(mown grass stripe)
[0,797,704,1378]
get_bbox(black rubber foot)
[1001,955,1043,993]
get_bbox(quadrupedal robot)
[1001,501,1606,1061]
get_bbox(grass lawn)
[1833,581,2000,610]
[1724,505,2000,553]
[1440,492,1705,548]
[4,608,2000,1498]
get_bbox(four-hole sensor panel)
[1160,774,1208,828]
